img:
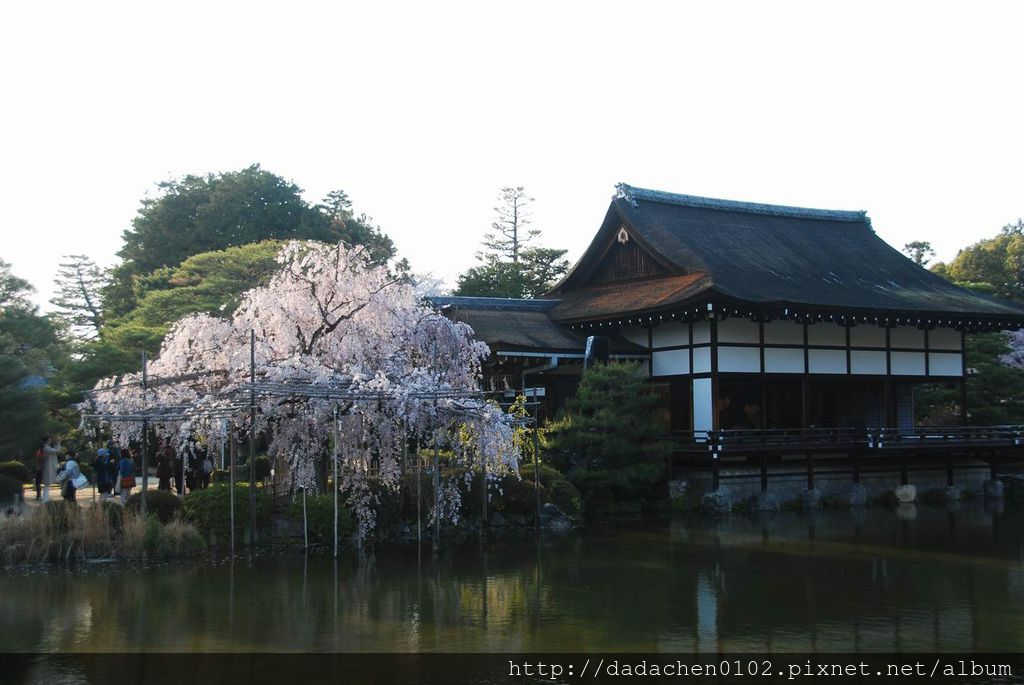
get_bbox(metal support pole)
[481,431,488,532]
[760,452,768,492]
[248,331,257,548]
[333,405,339,559]
[433,412,440,553]
[302,487,308,551]
[533,404,541,529]
[230,433,236,554]
[141,351,149,516]
[806,452,814,490]
[413,424,421,545]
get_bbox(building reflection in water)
[1,502,1022,653]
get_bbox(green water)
[2,502,1023,653]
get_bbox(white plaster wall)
[717,318,759,344]
[890,326,925,349]
[807,323,846,347]
[619,326,649,348]
[928,352,963,376]
[692,321,711,344]
[651,321,688,348]
[693,378,714,433]
[764,348,804,373]
[693,347,711,373]
[891,351,926,375]
[929,327,962,350]
[850,350,887,375]
[808,349,847,374]
[849,325,886,347]
[652,349,690,376]
[763,320,804,345]
[718,346,760,372]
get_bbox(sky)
[1,1,1022,310]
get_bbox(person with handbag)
[57,450,88,502]
[94,448,114,500]
[40,436,61,503]
[118,448,136,504]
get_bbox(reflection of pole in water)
[695,572,718,653]
[333,558,339,651]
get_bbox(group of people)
[155,438,215,494]
[34,437,137,504]
[33,436,216,504]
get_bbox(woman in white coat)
[40,436,61,503]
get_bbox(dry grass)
[0,501,205,565]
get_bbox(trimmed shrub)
[286,492,354,543]
[400,471,435,522]
[0,474,22,503]
[125,489,183,524]
[493,475,545,517]
[547,479,583,519]
[183,484,271,544]
[211,469,230,485]
[0,460,30,484]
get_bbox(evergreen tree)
[51,254,108,340]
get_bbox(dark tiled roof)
[430,296,645,353]
[550,273,709,323]
[551,184,1024,321]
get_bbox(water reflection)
[2,502,1023,653]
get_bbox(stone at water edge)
[668,479,688,500]
[700,490,731,514]
[983,480,1004,499]
[800,488,822,510]
[754,491,779,512]
[848,484,868,507]
[895,503,917,521]
[894,484,917,504]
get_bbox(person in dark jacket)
[156,442,173,491]
[94,448,114,500]
[118,448,135,505]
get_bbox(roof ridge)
[429,296,560,311]
[615,183,868,223]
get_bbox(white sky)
[1,1,1022,310]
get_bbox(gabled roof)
[547,183,1024,323]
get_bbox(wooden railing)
[667,425,1024,452]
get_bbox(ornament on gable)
[617,227,630,244]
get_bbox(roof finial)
[614,183,638,207]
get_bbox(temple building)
[434,184,1024,491]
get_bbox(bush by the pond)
[211,469,230,485]
[183,484,271,544]
[0,475,22,503]
[0,503,204,564]
[547,479,583,519]
[0,460,30,484]
[492,475,546,517]
[569,463,667,515]
[125,489,183,524]
[286,492,354,543]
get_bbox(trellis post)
[433,400,440,553]
[141,351,149,516]
[249,330,257,548]
[230,431,236,554]
[533,402,541,529]
[333,404,339,559]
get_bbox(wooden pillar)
[806,451,815,490]
[800,377,810,429]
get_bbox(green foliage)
[547,479,583,519]
[0,474,21,502]
[182,484,271,544]
[0,260,65,458]
[454,186,568,299]
[211,469,230,485]
[100,499,125,532]
[931,218,1024,301]
[492,475,545,516]
[286,492,355,543]
[125,489,183,524]
[549,362,669,470]
[965,333,1024,424]
[568,463,667,515]
[454,249,569,299]
[110,165,395,315]
[0,460,30,483]
[400,471,434,522]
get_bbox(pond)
[2,501,1023,654]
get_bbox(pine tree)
[51,254,108,340]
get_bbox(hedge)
[183,484,271,544]
[0,461,30,484]
[125,489,183,524]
